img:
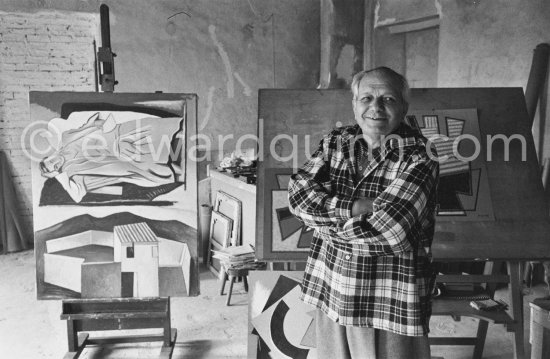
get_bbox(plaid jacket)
[288,123,439,336]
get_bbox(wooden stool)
[530,298,550,359]
[219,267,249,306]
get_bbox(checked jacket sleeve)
[326,156,438,256]
[288,135,355,227]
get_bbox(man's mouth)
[363,115,387,121]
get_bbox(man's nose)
[369,97,384,112]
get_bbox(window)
[126,246,134,258]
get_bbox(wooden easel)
[411,88,550,359]
[61,297,176,359]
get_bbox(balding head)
[351,67,410,105]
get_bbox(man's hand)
[351,197,375,216]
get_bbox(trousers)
[315,309,431,359]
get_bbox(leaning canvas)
[30,92,199,299]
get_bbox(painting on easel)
[30,92,199,299]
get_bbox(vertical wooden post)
[507,261,525,359]
[164,298,172,347]
[66,319,78,352]
[363,0,376,71]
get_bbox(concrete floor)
[0,250,546,359]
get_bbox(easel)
[410,87,550,359]
[60,6,176,359]
[61,297,176,359]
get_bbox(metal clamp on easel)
[97,4,118,92]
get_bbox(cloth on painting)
[0,151,29,253]
[41,112,184,203]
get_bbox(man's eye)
[359,97,372,103]
[383,97,396,103]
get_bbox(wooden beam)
[383,15,440,34]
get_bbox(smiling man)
[288,67,439,358]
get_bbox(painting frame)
[208,210,233,275]
[31,92,200,299]
[213,190,242,246]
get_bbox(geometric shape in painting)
[276,174,292,189]
[404,115,419,129]
[437,171,471,215]
[262,275,302,312]
[276,207,303,239]
[457,168,482,211]
[159,266,187,297]
[270,300,311,359]
[272,190,311,253]
[114,222,159,297]
[158,238,192,296]
[44,240,114,293]
[44,252,84,293]
[81,262,121,298]
[297,227,313,249]
[300,314,317,348]
[257,167,312,261]
[121,272,134,298]
[410,108,494,221]
[251,287,317,359]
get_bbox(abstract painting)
[256,168,313,260]
[248,271,317,359]
[30,92,199,299]
[406,108,494,221]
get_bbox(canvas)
[248,271,317,359]
[214,191,242,246]
[208,210,233,275]
[30,92,199,299]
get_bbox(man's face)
[352,72,408,144]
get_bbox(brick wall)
[0,11,98,236]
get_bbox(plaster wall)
[436,0,550,159]
[0,8,98,235]
[102,0,320,153]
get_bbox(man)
[288,67,439,358]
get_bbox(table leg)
[226,276,236,306]
[67,320,78,352]
[220,271,228,295]
[507,261,525,359]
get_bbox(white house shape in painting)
[113,222,159,297]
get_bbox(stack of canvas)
[212,244,259,269]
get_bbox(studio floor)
[0,250,546,359]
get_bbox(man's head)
[351,67,409,147]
